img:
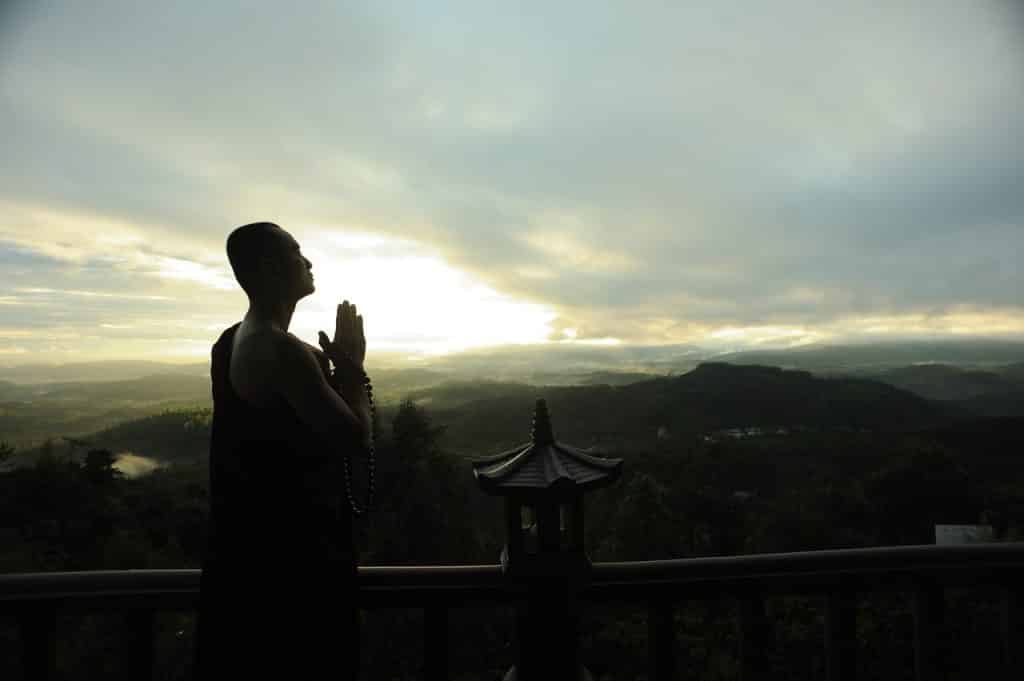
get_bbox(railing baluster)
[1004,584,1022,676]
[912,580,945,681]
[0,547,1022,681]
[18,604,57,681]
[739,593,768,681]
[648,598,675,681]
[826,589,857,681]
[125,608,157,680]
[424,605,448,681]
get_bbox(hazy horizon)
[3,1,1023,364]
[3,337,1024,389]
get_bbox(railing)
[2,544,1022,681]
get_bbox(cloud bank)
[1,1,1023,362]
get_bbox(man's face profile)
[260,226,315,301]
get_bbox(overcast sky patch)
[1,1,1022,363]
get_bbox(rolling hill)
[0,361,982,468]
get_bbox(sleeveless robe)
[194,322,360,680]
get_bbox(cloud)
[1,0,1022,363]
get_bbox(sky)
[1,1,1023,366]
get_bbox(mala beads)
[331,361,375,518]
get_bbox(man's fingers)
[318,331,332,350]
[340,303,353,349]
[334,301,363,353]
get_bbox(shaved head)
[226,221,289,298]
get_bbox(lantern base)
[500,544,593,579]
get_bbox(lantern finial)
[531,399,554,445]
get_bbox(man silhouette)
[194,221,371,681]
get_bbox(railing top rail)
[587,543,1024,598]
[593,542,1024,579]
[2,544,1022,607]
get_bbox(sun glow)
[290,229,558,356]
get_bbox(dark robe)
[194,322,360,680]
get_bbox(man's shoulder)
[232,325,326,384]
[233,325,284,359]
[274,331,326,370]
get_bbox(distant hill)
[17,373,212,404]
[4,338,1023,388]
[848,364,1024,419]
[2,407,212,472]
[715,340,1024,374]
[0,374,212,448]
[6,361,954,467]
[0,361,208,384]
[88,408,212,465]
[423,362,953,455]
[1001,362,1024,381]
[356,367,452,404]
[870,364,1017,401]
[643,362,950,435]
[529,370,660,387]
[0,366,455,448]
[0,380,36,402]
[422,342,704,381]
[403,379,539,410]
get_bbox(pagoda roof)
[471,399,623,497]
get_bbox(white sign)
[934,525,994,545]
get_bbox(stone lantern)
[472,398,623,681]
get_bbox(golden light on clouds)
[287,229,560,357]
[520,229,638,273]
[836,309,1024,339]
[693,308,1024,350]
[2,1,1022,367]
[1,201,147,263]
[520,208,639,274]
[149,255,235,290]
[709,326,827,348]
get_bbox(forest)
[1,362,1023,680]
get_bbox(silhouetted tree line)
[1,401,1022,680]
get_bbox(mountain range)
[3,339,1023,465]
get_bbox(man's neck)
[245,296,298,333]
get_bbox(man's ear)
[258,253,282,281]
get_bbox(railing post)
[739,593,768,681]
[424,605,449,681]
[17,604,57,681]
[1003,584,1022,676]
[648,598,675,681]
[125,609,157,681]
[912,580,945,681]
[825,589,857,681]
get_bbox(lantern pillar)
[472,399,622,681]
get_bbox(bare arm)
[274,334,370,450]
[309,342,373,447]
